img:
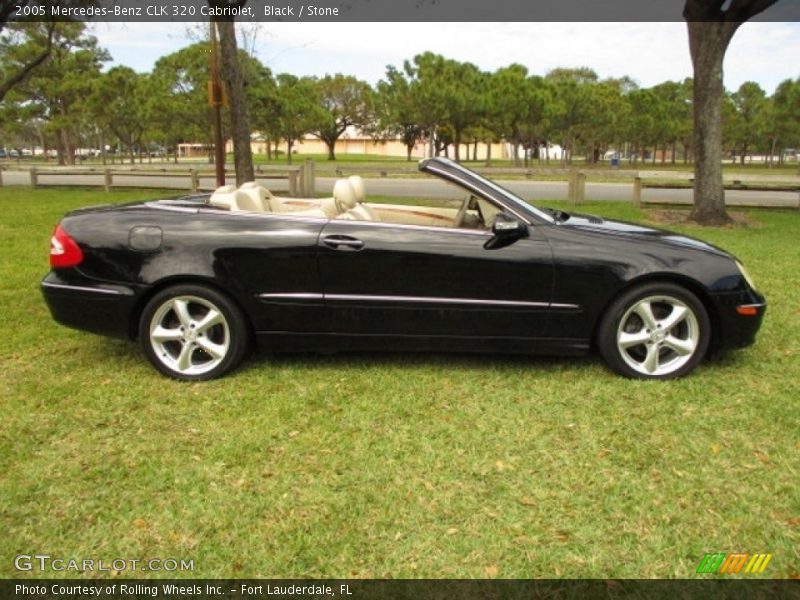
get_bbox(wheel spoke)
[195,309,223,334]
[634,301,658,330]
[643,343,660,373]
[196,337,226,360]
[175,342,194,371]
[619,330,650,348]
[664,335,695,356]
[148,293,237,378]
[661,305,688,331]
[151,325,182,343]
[172,298,193,328]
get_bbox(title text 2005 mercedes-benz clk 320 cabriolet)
[42,158,765,381]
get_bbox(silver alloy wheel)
[616,294,700,377]
[148,295,231,376]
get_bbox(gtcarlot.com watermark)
[14,554,194,573]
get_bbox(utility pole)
[208,20,225,187]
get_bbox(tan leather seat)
[335,179,357,212]
[346,175,379,221]
[208,185,239,210]
[237,181,273,212]
[349,175,366,203]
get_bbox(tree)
[313,74,374,160]
[150,42,218,161]
[0,20,55,102]
[546,68,597,165]
[4,22,108,164]
[247,62,280,159]
[729,81,768,164]
[403,53,488,161]
[274,74,325,164]
[650,80,693,164]
[684,0,781,224]
[211,11,255,184]
[90,67,148,163]
[768,78,800,165]
[577,80,628,165]
[373,66,425,161]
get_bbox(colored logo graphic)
[696,553,773,575]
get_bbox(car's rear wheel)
[139,284,249,380]
[597,282,710,379]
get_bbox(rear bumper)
[41,271,139,339]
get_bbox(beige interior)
[207,178,481,228]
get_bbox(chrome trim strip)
[259,293,324,300]
[550,302,582,310]
[259,292,580,310]
[41,282,123,296]
[737,303,766,308]
[327,294,548,308]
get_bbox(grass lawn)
[0,187,798,579]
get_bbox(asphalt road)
[3,170,798,208]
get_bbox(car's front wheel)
[597,282,710,379]
[139,284,249,380]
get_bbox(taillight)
[50,224,84,268]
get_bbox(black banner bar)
[6,0,800,23]
[3,579,800,600]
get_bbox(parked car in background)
[41,158,766,381]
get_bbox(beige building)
[230,127,512,160]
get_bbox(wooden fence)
[4,159,316,197]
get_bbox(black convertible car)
[42,158,765,381]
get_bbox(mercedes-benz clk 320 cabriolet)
[41,158,766,381]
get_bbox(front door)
[316,220,554,341]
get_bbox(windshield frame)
[419,157,556,225]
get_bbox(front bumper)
[711,289,767,350]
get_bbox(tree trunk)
[216,19,255,185]
[687,20,736,225]
[287,140,293,164]
[406,144,413,161]
[326,140,336,161]
[485,142,492,167]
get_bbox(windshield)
[420,157,556,224]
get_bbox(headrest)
[348,175,366,203]
[236,181,272,212]
[208,185,238,209]
[234,190,265,212]
[239,181,274,197]
[333,179,357,211]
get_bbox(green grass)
[1,187,798,579]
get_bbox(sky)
[90,21,800,94]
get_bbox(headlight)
[736,260,758,291]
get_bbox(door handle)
[322,235,364,250]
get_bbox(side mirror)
[491,213,527,238]
[486,214,527,249]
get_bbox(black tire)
[139,284,250,381]
[596,282,710,380]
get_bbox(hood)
[559,212,732,258]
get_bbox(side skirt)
[254,332,590,356]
